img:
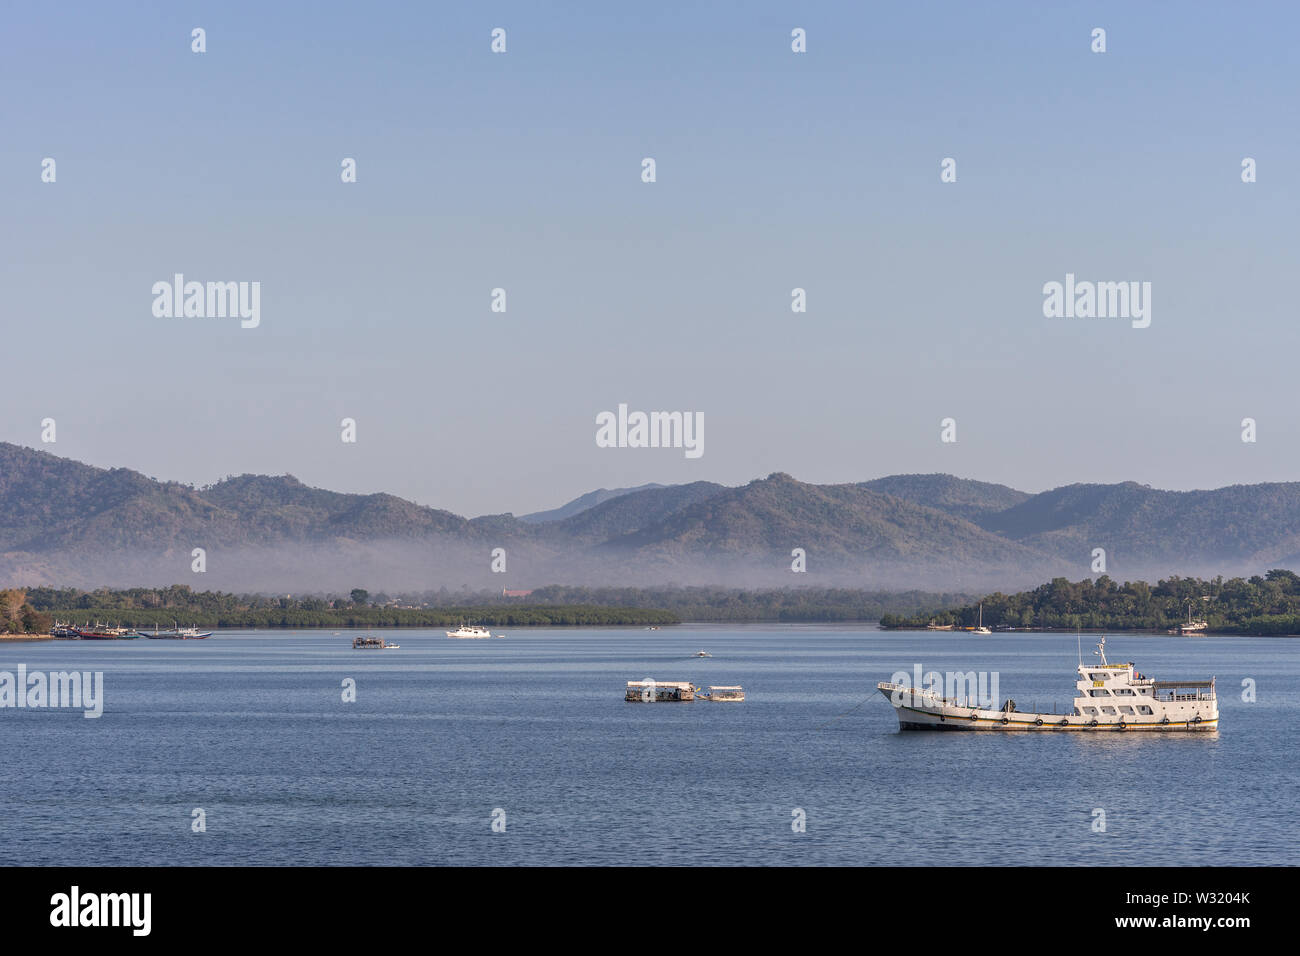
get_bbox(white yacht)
[446,624,492,639]
[878,637,1218,732]
[1169,606,1209,635]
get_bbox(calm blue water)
[0,627,1295,866]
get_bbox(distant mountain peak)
[518,482,672,523]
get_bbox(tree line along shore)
[6,572,1300,634]
[8,583,968,631]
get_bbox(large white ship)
[878,637,1218,732]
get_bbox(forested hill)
[881,570,1300,635]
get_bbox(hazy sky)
[3,1,1296,516]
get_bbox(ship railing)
[1155,690,1215,702]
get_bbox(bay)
[0,627,1293,866]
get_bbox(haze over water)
[0,627,1292,866]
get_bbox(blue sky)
[3,1,1297,515]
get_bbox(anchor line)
[816,694,875,730]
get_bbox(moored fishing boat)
[142,623,213,639]
[74,624,138,640]
[878,637,1218,732]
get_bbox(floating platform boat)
[625,680,698,702]
[625,681,745,702]
[878,636,1218,732]
[703,685,744,701]
[352,636,398,649]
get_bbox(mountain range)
[1,442,1296,592]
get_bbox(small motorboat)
[693,650,712,658]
